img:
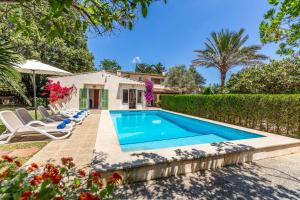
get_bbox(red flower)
[51,174,63,184]
[92,172,101,178]
[27,163,39,172]
[91,171,103,187]
[2,155,13,162]
[55,197,64,200]
[61,157,75,168]
[108,172,122,184]
[78,192,100,200]
[78,169,86,177]
[15,160,22,167]
[31,163,39,169]
[19,191,32,200]
[42,163,62,184]
[30,175,43,186]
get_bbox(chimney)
[116,70,121,77]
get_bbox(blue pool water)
[110,110,263,152]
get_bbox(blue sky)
[87,0,280,85]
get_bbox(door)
[94,89,99,108]
[79,88,88,109]
[100,89,108,110]
[129,89,136,109]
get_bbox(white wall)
[50,71,146,110]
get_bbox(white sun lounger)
[16,108,75,128]
[54,104,87,118]
[37,106,66,122]
[38,106,81,125]
[0,111,73,144]
[60,102,90,115]
[48,104,84,124]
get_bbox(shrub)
[0,155,122,200]
[161,94,300,138]
[36,97,48,107]
[227,57,300,94]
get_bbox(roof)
[106,70,165,78]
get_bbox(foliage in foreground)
[227,57,300,94]
[161,94,300,137]
[0,1,95,73]
[260,0,300,55]
[0,0,165,38]
[192,28,267,90]
[0,155,122,200]
[0,40,31,105]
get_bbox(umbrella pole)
[32,70,37,120]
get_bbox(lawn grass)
[0,141,48,164]
[0,106,48,165]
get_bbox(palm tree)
[152,62,166,74]
[192,28,268,90]
[135,63,153,73]
[0,40,31,105]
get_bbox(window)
[122,89,128,103]
[138,77,143,81]
[151,78,161,84]
[137,90,143,103]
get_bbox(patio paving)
[116,153,300,200]
[26,110,101,167]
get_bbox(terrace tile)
[25,110,100,167]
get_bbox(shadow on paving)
[91,142,300,199]
[115,163,300,200]
[92,142,254,171]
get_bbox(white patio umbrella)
[15,60,72,119]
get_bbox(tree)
[99,59,121,71]
[135,63,153,73]
[0,1,95,101]
[152,62,166,74]
[192,28,268,91]
[202,84,222,95]
[0,0,166,38]
[165,65,205,93]
[135,62,166,74]
[227,57,300,94]
[260,0,300,55]
[0,2,95,73]
[184,66,206,93]
[0,41,30,105]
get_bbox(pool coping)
[92,109,300,172]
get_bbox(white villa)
[51,70,178,110]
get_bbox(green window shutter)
[79,88,88,109]
[101,89,109,110]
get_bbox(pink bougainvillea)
[144,79,154,102]
[42,80,76,103]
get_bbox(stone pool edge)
[92,109,300,182]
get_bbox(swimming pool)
[110,110,264,152]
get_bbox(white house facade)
[50,71,146,110]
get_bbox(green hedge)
[161,94,300,138]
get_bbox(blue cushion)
[57,122,66,129]
[63,118,71,124]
